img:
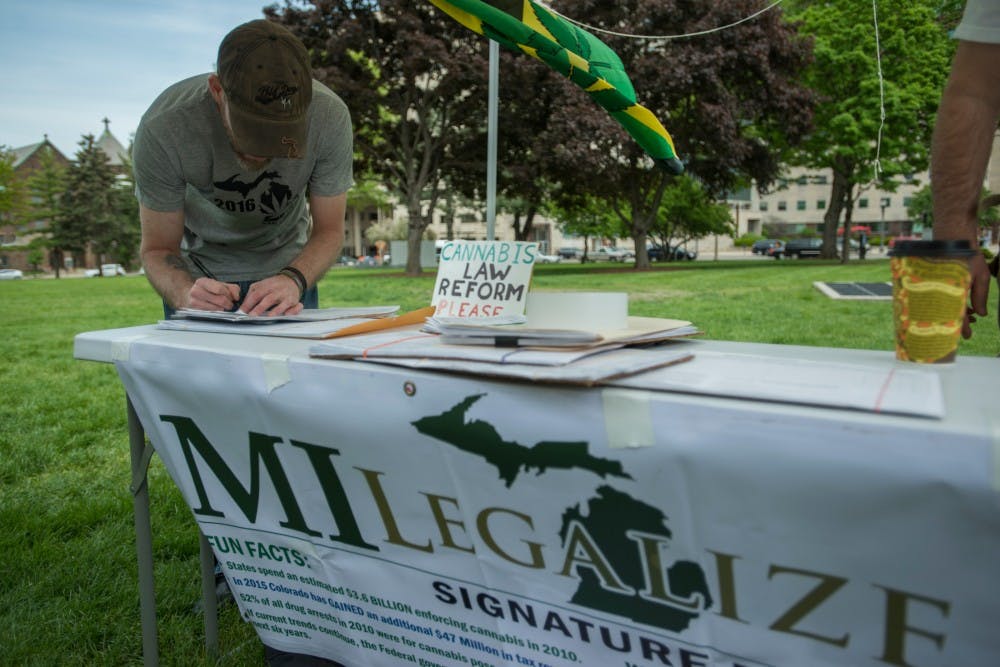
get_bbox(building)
[95,117,129,173]
[742,168,927,240]
[0,136,73,270]
[11,135,72,178]
[716,130,1000,251]
[1,121,130,272]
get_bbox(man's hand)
[239,274,304,316]
[961,253,991,339]
[187,277,241,312]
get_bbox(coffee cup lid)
[888,239,976,257]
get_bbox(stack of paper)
[156,306,436,339]
[170,305,399,323]
[434,323,603,347]
[310,329,613,365]
[310,313,701,385]
[422,314,528,331]
[309,328,694,385]
[422,315,700,348]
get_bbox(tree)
[540,0,815,268]
[109,147,142,270]
[347,172,393,213]
[649,175,733,256]
[790,0,953,259]
[52,135,120,272]
[905,185,934,238]
[26,145,67,276]
[908,184,1000,243]
[435,186,465,241]
[444,49,572,243]
[0,146,28,229]
[271,1,489,275]
[548,194,619,262]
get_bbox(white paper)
[352,346,694,385]
[157,317,384,339]
[171,305,399,323]
[309,328,623,365]
[611,351,945,418]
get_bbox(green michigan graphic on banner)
[413,394,714,631]
[429,0,685,174]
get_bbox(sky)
[1,0,272,158]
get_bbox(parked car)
[535,252,561,264]
[0,268,24,280]
[85,263,127,277]
[752,239,784,256]
[647,245,698,261]
[671,245,698,261]
[782,238,824,259]
[557,247,583,260]
[590,246,634,262]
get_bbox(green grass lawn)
[1,259,996,665]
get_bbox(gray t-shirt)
[955,0,1000,43]
[133,74,353,282]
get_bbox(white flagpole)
[486,40,499,241]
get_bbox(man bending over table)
[134,19,353,317]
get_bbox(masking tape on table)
[262,354,291,393]
[111,334,156,362]
[525,291,627,330]
[602,388,654,449]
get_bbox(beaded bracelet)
[279,266,307,299]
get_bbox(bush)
[733,233,762,248]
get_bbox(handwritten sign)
[432,241,537,317]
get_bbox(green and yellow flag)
[429,0,683,174]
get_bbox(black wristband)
[279,266,307,299]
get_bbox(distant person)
[133,19,353,318]
[930,0,1000,337]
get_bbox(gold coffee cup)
[889,240,974,363]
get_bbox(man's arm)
[239,193,346,315]
[139,204,240,311]
[931,40,1000,337]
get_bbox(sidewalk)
[694,248,893,262]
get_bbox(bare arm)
[932,41,1000,240]
[139,204,239,311]
[931,40,1000,336]
[239,192,346,315]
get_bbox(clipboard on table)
[157,306,436,339]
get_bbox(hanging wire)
[535,0,785,41]
[536,0,887,182]
[872,0,886,180]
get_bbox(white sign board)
[112,339,1000,667]
[432,241,537,317]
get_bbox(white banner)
[114,340,1000,666]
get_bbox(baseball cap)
[217,20,312,159]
